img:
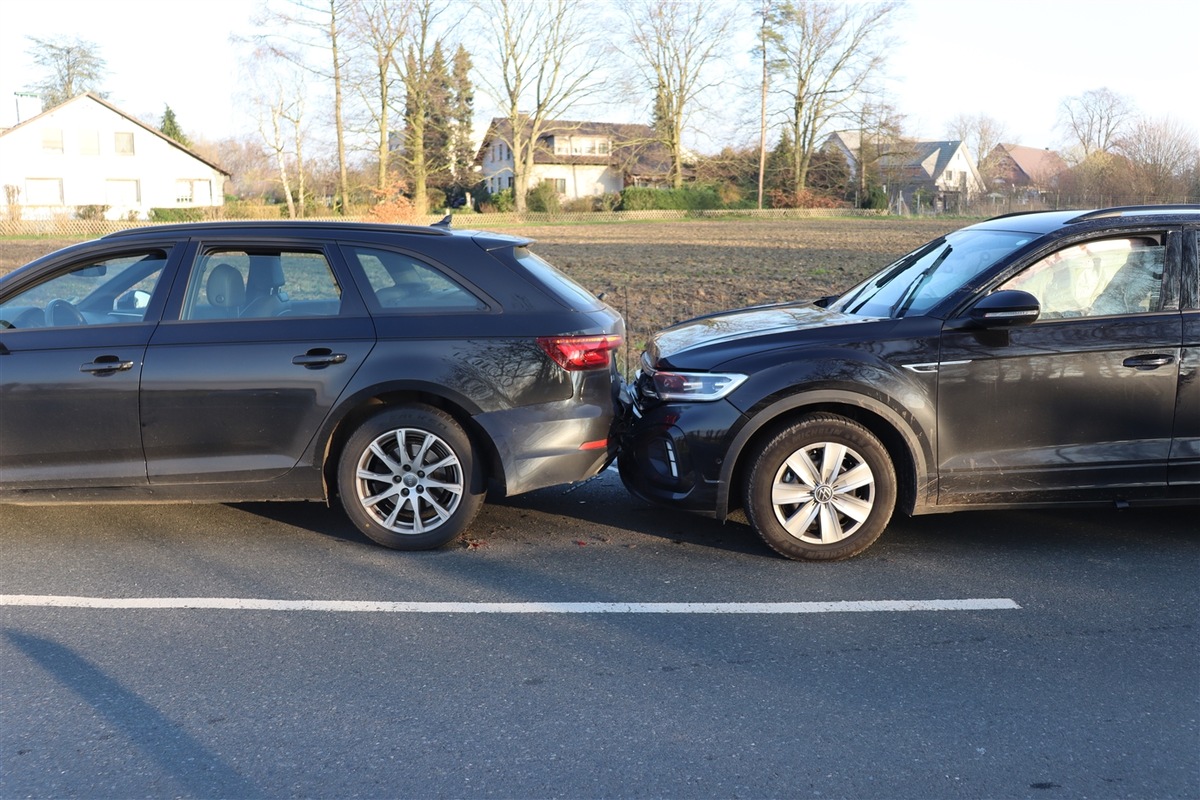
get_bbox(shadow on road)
[231,469,1198,563]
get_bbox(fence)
[0,206,899,239]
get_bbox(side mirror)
[968,290,1040,327]
[116,289,151,310]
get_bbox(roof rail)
[985,209,1068,222]
[102,220,455,239]
[1066,204,1200,223]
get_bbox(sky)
[0,0,1197,155]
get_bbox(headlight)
[640,365,747,402]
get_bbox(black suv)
[0,221,624,550]
[619,206,1200,560]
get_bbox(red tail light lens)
[537,335,623,371]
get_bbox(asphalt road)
[2,468,1197,799]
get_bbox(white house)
[0,93,230,221]
[477,118,676,200]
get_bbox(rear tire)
[337,405,484,550]
[743,414,896,561]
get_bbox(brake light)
[537,335,623,371]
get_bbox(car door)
[936,229,1183,504]
[1170,227,1200,491]
[139,239,375,484]
[0,247,175,490]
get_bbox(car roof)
[970,205,1200,235]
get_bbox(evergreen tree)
[449,44,475,196]
[160,105,192,147]
[423,42,452,191]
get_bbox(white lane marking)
[0,596,1020,613]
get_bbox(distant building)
[476,117,679,200]
[986,143,1068,199]
[824,131,985,212]
[0,93,229,221]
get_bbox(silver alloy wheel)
[769,441,876,545]
[353,427,465,534]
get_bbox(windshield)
[830,229,1036,318]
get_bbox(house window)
[115,132,135,155]
[41,129,63,153]
[106,179,140,206]
[175,180,212,205]
[554,137,611,156]
[546,178,566,193]
[80,131,100,155]
[25,178,64,205]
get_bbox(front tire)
[743,414,896,561]
[338,405,484,550]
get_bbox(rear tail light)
[537,335,623,371]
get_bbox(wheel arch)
[316,385,502,503]
[717,389,932,520]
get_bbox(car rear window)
[512,247,605,312]
[345,246,488,313]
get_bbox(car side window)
[1001,236,1166,319]
[0,251,168,329]
[181,249,342,320]
[346,246,486,312]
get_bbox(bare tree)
[201,135,277,201]
[396,0,452,214]
[247,43,314,216]
[345,0,413,193]
[769,0,900,194]
[473,0,605,212]
[945,112,1009,183]
[851,100,907,204]
[1117,116,1198,200]
[26,36,107,108]
[1057,87,1134,161]
[260,83,304,218]
[756,0,780,208]
[620,0,731,189]
[251,0,353,213]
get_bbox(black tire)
[337,405,484,550]
[743,414,896,561]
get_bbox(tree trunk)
[329,0,348,214]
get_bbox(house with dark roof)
[824,131,985,212]
[476,117,678,200]
[986,143,1067,197]
[0,93,230,221]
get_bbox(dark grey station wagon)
[0,220,624,549]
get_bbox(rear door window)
[180,249,342,320]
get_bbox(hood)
[649,300,878,367]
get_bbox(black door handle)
[1122,354,1175,370]
[292,349,348,368]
